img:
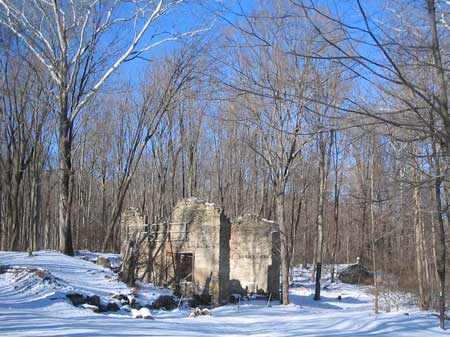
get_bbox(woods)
[0,0,449,330]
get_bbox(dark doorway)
[176,253,193,282]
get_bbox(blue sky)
[111,1,257,85]
[106,0,396,111]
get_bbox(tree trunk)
[331,133,340,283]
[276,193,289,304]
[427,0,448,328]
[370,149,378,314]
[9,179,20,250]
[414,170,428,309]
[433,147,447,330]
[314,130,331,300]
[330,191,339,283]
[58,107,74,256]
[314,203,323,302]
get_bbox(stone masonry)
[164,198,230,306]
[120,207,147,243]
[120,199,280,305]
[119,207,150,281]
[229,214,280,299]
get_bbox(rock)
[127,294,136,306]
[131,302,142,310]
[0,264,9,274]
[67,293,118,313]
[66,293,87,306]
[112,293,129,302]
[189,307,210,318]
[96,257,111,269]
[228,280,246,296]
[121,305,131,312]
[33,269,48,278]
[193,307,202,317]
[188,294,212,308]
[107,302,120,312]
[229,293,241,304]
[98,304,109,312]
[152,295,176,310]
[112,294,131,308]
[338,264,373,285]
[87,295,101,307]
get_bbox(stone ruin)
[119,207,150,284]
[120,198,280,305]
[164,198,230,305]
[230,214,280,299]
[120,207,147,243]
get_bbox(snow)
[0,250,129,299]
[76,250,121,269]
[131,307,153,319]
[0,251,447,336]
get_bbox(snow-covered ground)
[0,251,446,337]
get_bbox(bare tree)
[0,33,51,251]
[294,0,449,327]
[101,43,203,251]
[330,130,344,283]
[0,0,207,255]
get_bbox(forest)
[0,0,449,332]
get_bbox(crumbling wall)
[120,207,146,243]
[120,202,281,305]
[146,222,168,285]
[165,198,231,306]
[120,207,157,282]
[229,214,280,299]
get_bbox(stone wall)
[120,207,146,243]
[119,207,150,281]
[164,198,231,306]
[229,214,280,299]
[120,202,280,305]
